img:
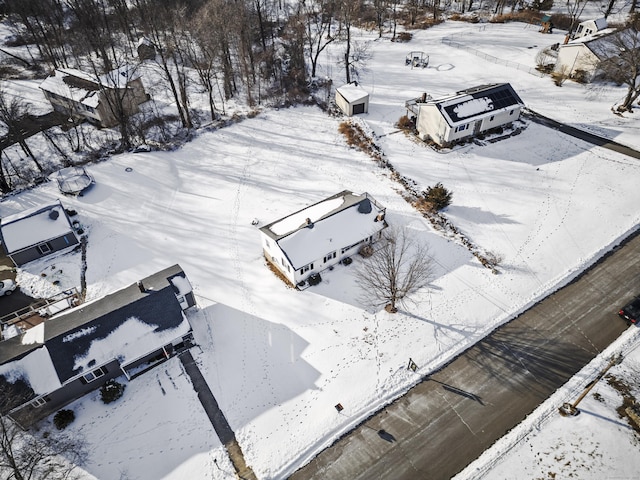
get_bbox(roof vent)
[305,218,314,229]
[357,198,372,214]
[48,209,60,220]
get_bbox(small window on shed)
[509,110,514,115]
[490,115,494,121]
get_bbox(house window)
[37,243,52,254]
[30,396,48,408]
[82,366,107,383]
[324,252,336,263]
[301,263,314,274]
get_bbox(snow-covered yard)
[2,19,640,480]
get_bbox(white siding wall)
[417,105,450,144]
[555,45,598,78]
[260,232,296,285]
[418,105,521,147]
[335,92,351,116]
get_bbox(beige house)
[40,66,148,127]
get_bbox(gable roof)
[577,17,608,33]
[39,65,141,108]
[336,83,369,103]
[260,191,386,269]
[40,69,102,108]
[0,200,75,254]
[425,83,524,127]
[0,265,192,396]
[562,27,639,62]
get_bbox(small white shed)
[335,84,369,116]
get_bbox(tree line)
[0,0,638,193]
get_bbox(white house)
[405,83,524,147]
[573,18,608,40]
[554,26,628,81]
[40,65,148,128]
[259,191,387,287]
[335,83,369,116]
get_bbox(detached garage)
[336,83,369,116]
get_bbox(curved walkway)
[290,230,640,480]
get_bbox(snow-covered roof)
[336,83,369,103]
[260,191,386,269]
[39,65,140,107]
[568,28,617,45]
[423,83,524,127]
[39,68,101,108]
[0,200,74,253]
[100,65,141,89]
[0,345,62,396]
[0,264,192,391]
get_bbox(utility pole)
[559,354,623,416]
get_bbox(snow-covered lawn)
[2,20,640,480]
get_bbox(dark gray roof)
[438,83,524,124]
[0,265,188,382]
[47,285,184,382]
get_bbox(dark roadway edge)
[288,225,640,479]
[523,109,640,160]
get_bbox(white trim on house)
[260,191,387,286]
[407,83,524,147]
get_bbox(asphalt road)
[290,231,640,480]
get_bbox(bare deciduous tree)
[356,227,433,313]
[566,0,592,37]
[0,88,44,173]
[299,0,336,78]
[0,414,87,480]
[593,24,640,112]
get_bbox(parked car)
[618,297,640,325]
[0,279,16,296]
